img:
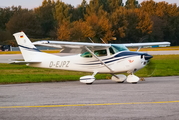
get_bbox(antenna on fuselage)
[100,38,107,44]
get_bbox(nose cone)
[144,54,153,60]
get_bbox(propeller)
[141,54,153,60]
[145,59,156,76]
[140,54,155,76]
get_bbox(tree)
[149,16,165,42]
[6,10,42,37]
[135,9,153,36]
[57,21,71,40]
[70,20,95,41]
[85,13,113,43]
[54,0,72,24]
[1,0,179,45]
[71,0,88,21]
[110,7,128,42]
[140,0,156,16]
[125,9,153,43]
[107,0,123,13]
[86,0,101,15]
[0,29,13,44]
[125,0,139,9]
[0,6,23,30]
[34,0,56,37]
[141,0,179,44]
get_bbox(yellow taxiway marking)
[1,100,179,109]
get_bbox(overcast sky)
[0,0,178,9]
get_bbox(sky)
[0,0,178,9]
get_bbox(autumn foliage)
[0,0,179,46]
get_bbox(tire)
[132,82,137,84]
[86,83,93,85]
[117,81,125,83]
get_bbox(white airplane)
[12,32,170,84]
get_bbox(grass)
[0,63,110,84]
[0,55,179,84]
[135,55,179,77]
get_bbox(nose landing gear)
[126,73,140,84]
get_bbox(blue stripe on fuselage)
[18,45,41,52]
[114,51,143,57]
[77,51,142,65]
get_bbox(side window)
[81,49,107,58]
[81,52,92,58]
[94,49,107,57]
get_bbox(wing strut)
[84,46,119,78]
[137,46,142,52]
[85,46,113,72]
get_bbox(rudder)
[13,32,40,61]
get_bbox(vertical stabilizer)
[13,32,40,61]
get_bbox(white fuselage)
[29,51,147,74]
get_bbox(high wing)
[33,40,111,48]
[33,40,171,53]
[33,40,111,53]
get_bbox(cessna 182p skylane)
[12,32,170,84]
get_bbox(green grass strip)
[0,55,179,84]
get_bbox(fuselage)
[29,51,152,74]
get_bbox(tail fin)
[13,32,41,61]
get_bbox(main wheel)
[117,81,125,83]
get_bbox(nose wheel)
[126,73,140,84]
[86,83,93,85]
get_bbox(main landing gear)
[80,71,97,85]
[111,74,126,83]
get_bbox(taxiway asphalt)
[0,76,179,120]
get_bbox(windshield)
[111,44,129,53]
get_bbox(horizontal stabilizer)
[10,61,41,64]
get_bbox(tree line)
[0,0,179,46]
